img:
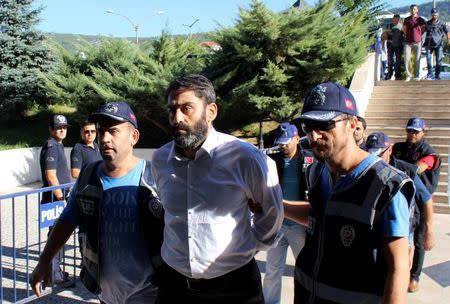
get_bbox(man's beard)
[173,117,209,150]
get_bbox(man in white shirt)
[151,74,284,304]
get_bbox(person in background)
[364,132,435,269]
[385,14,405,80]
[376,28,388,79]
[424,8,449,80]
[354,116,367,147]
[284,82,414,304]
[152,74,283,304]
[392,117,441,293]
[403,4,426,81]
[39,114,72,284]
[263,122,311,304]
[70,120,101,179]
[31,102,164,304]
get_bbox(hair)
[357,116,367,129]
[410,4,418,9]
[393,14,400,18]
[165,74,216,105]
[80,120,95,128]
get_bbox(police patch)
[340,225,355,247]
[310,85,327,105]
[79,198,95,215]
[104,103,119,114]
[148,196,163,219]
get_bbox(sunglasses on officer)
[301,118,349,134]
[406,129,421,134]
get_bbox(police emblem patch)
[148,196,163,218]
[104,103,119,114]
[310,85,327,105]
[340,225,355,247]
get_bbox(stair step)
[366,126,450,137]
[375,80,450,86]
[367,104,450,111]
[365,112,450,119]
[365,117,450,126]
[434,203,450,214]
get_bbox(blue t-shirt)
[282,156,303,227]
[319,154,410,238]
[60,159,157,303]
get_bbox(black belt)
[166,258,257,290]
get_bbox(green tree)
[0,0,54,112]
[42,33,207,144]
[205,0,370,145]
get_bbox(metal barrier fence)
[0,183,79,304]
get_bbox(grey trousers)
[405,42,422,78]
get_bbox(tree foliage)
[205,0,371,126]
[42,34,207,133]
[0,0,54,111]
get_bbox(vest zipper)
[309,215,325,304]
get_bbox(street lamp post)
[106,9,164,46]
[182,19,199,38]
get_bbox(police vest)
[295,158,414,304]
[393,140,441,193]
[75,160,164,294]
[270,140,314,201]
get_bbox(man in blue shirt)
[263,122,310,304]
[31,102,163,304]
[70,120,102,179]
[284,82,414,304]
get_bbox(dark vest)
[294,158,414,304]
[393,140,441,193]
[270,140,314,201]
[75,161,164,294]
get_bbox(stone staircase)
[364,80,450,213]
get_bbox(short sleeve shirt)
[40,138,71,185]
[70,142,102,170]
[320,155,410,238]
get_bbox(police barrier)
[0,183,79,303]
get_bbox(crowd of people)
[30,70,441,303]
[378,5,449,81]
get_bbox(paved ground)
[1,184,449,303]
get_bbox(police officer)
[284,82,414,304]
[392,117,441,293]
[263,122,312,304]
[39,114,72,283]
[40,114,71,203]
[31,102,164,303]
[364,132,435,270]
[70,120,101,179]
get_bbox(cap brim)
[406,126,423,132]
[367,147,383,155]
[89,113,128,123]
[297,111,342,122]
[274,137,292,145]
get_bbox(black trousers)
[411,217,426,281]
[156,259,264,304]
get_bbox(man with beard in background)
[151,74,283,304]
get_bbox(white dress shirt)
[151,128,283,279]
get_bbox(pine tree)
[205,0,371,144]
[0,0,54,111]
